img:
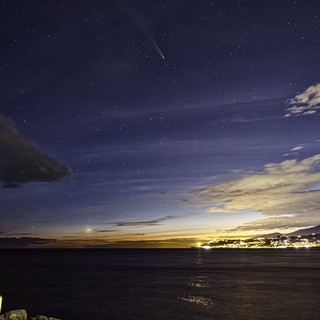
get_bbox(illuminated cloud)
[192,154,320,231]
[290,145,303,152]
[0,114,71,187]
[283,145,304,157]
[285,82,320,117]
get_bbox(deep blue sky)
[1,0,320,247]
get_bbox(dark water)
[0,249,320,319]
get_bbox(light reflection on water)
[188,275,209,288]
[174,249,320,320]
[1,249,320,319]
[178,295,213,308]
[178,252,212,308]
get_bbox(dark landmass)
[200,226,320,249]
[287,224,320,237]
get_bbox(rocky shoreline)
[0,310,61,320]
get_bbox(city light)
[199,234,320,249]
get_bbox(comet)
[122,1,166,60]
[144,30,165,60]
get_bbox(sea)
[0,249,320,320]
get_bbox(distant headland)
[196,225,320,249]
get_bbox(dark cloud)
[95,229,116,233]
[0,114,71,187]
[116,215,175,227]
[0,237,57,248]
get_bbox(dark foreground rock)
[0,310,60,320]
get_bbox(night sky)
[1,0,320,248]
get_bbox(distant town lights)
[199,234,320,249]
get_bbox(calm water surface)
[0,249,319,319]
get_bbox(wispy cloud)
[116,215,175,227]
[229,214,317,232]
[191,154,320,232]
[285,82,320,117]
[94,229,116,233]
[290,145,304,152]
[284,144,304,157]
